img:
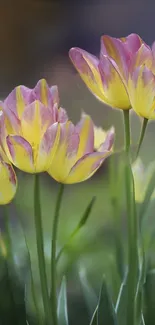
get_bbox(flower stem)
[34,174,52,325]
[109,157,124,279]
[50,183,64,325]
[123,110,130,154]
[3,206,12,261]
[123,110,138,325]
[136,118,148,158]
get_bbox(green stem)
[3,206,20,325]
[123,110,138,325]
[16,206,43,325]
[34,174,52,325]
[50,183,64,325]
[136,118,148,158]
[3,206,13,261]
[123,110,130,154]
[109,157,124,279]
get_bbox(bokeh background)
[0,1,155,325]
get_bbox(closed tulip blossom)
[47,114,114,184]
[0,79,68,173]
[69,33,153,112]
[0,146,17,204]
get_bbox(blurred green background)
[0,1,155,325]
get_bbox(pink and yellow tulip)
[0,79,68,173]
[69,33,155,118]
[47,114,114,184]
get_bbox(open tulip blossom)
[0,79,68,173]
[47,114,114,183]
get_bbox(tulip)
[47,114,114,183]
[0,146,17,204]
[0,79,68,173]
[69,33,152,110]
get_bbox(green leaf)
[90,306,98,325]
[135,238,146,325]
[144,269,155,325]
[139,167,155,222]
[57,276,69,325]
[56,196,96,263]
[79,267,98,316]
[97,276,118,325]
[115,273,127,325]
[141,314,145,325]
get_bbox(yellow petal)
[6,135,34,173]
[76,114,94,160]
[40,79,48,107]
[128,66,155,119]
[37,123,60,171]
[48,122,79,182]
[21,100,52,164]
[94,126,107,150]
[98,56,130,109]
[64,151,110,184]
[0,150,17,204]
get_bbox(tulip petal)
[76,113,94,159]
[65,151,111,184]
[0,150,17,204]
[94,126,107,150]
[0,102,20,135]
[57,107,68,123]
[130,44,152,72]
[120,33,142,53]
[128,66,155,119]
[98,126,115,152]
[0,113,13,161]
[33,79,59,109]
[100,35,130,80]
[69,47,109,103]
[21,100,52,152]
[48,121,79,182]
[4,85,32,119]
[37,122,60,171]
[6,135,34,172]
[98,56,130,109]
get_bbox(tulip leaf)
[141,314,145,325]
[115,272,127,325]
[90,306,98,325]
[144,269,155,324]
[97,276,118,325]
[79,267,98,316]
[135,263,145,325]
[57,276,69,325]
[56,196,96,263]
[139,167,155,223]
